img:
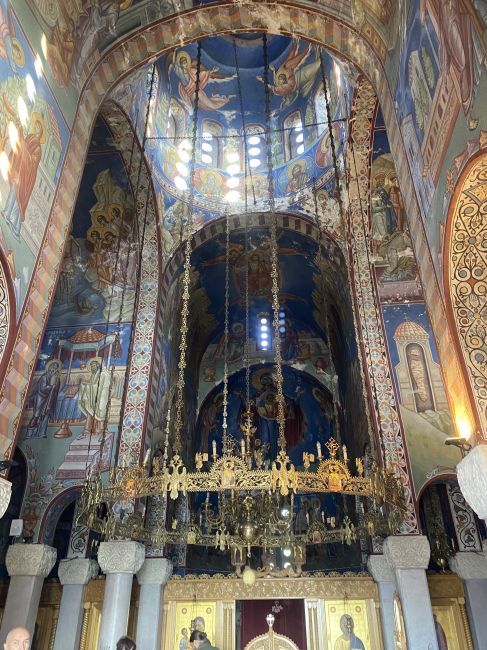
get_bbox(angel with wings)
[257,41,321,109]
[169,50,236,113]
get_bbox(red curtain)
[240,599,306,649]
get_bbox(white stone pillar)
[53,558,99,650]
[384,536,438,650]
[450,552,487,650]
[135,558,172,650]
[0,543,56,645]
[97,541,145,650]
[457,444,487,522]
[368,555,396,650]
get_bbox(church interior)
[0,1,486,649]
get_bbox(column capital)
[137,558,172,586]
[6,543,56,578]
[367,554,395,582]
[457,444,487,519]
[98,541,145,575]
[0,476,11,519]
[58,558,99,585]
[450,552,487,580]
[384,535,430,570]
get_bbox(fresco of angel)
[169,50,236,113]
[256,41,321,109]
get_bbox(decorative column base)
[450,552,487,650]
[0,544,56,645]
[384,536,438,650]
[136,558,172,650]
[367,555,395,650]
[97,541,145,650]
[53,558,99,650]
[457,445,487,520]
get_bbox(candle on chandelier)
[241,439,246,457]
[212,440,217,457]
[342,445,348,461]
[316,442,322,459]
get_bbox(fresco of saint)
[169,50,236,113]
[257,41,321,109]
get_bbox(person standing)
[116,636,136,650]
[4,627,30,650]
[189,630,219,650]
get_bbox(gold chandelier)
[77,35,406,571]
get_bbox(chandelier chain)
[222,208,230,453]
[263,32,286,450]
[173,42,202,454]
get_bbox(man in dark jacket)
[189,630,219,650]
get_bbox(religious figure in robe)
[25,360,62,439]
[77,357,112,437]
[434,614,448,650]
[257,41,321,109]
[334,615,365,650]
[170,50,236,113]
[2,105,45,239]
[285,162,307,193]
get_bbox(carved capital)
[58,558,99,585]
[384,535,430,570]
[6,544,56,578]
[457,445,487,519]
[0,477,11,518]
[137,558,173,585]
[450,552,487,581]
[367,554,395,583]
[98,541,145,575]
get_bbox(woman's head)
[189,630,207,647]
[116,637,136,650]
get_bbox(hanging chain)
[319,51,344,217]
[263,33,286,452]
[173,43,202,455]
[221,208,230,454]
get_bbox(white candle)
[212,440,217,457]
[342,445,348,461]
[316,442,322,459]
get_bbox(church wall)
[15,116,137,543]
[369,108,462,495]
[1,0,483,464]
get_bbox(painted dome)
[393,320,429,340]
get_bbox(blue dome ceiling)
[136,33,356,215]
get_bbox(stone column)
[97,541,145,650]
[457,444,487,522]
[0,476,12,518]
[384,536,438,650]
[135,558,172,650]
[53,558,99,650]
[450,552,487,650]
[367,555,396,650]
[0,543,57,645]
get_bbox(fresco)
[17,116,137,539]
[382,302,461,493]
[0,1,68,316]
[371,109,421,303]
[195,364,336,467]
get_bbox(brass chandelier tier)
[77,35,406,565]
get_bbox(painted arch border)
[0,2,470,460]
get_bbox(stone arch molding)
[0,2,467,465]
[445,153,487,436]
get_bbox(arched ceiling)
[111,33,356,230]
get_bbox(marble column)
[450,552,487,650]
[0,476,12,518]
[53,558,99,650]
[97,541,145,650]
[368,554,396,650]
[135,558,172,650]
[0,543,57,645]
[457,444,487,522]
[384,536,438,650]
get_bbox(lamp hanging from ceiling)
[77,36,406,573]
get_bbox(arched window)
[168,97,187,146]
[242,124,265,172]
[314,87,327,138]
[201,119,224,168]
[283,110,303,161]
